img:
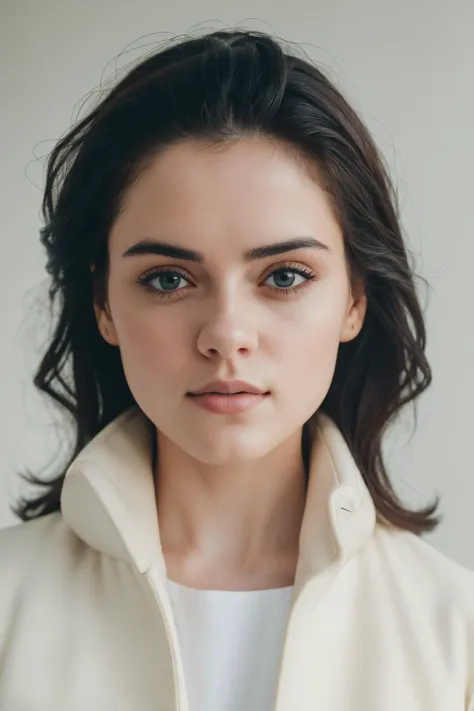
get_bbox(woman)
[0,28,473,711]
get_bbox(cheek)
[302,311,342,366]
[273,292,346,402]
[110,300,189,393]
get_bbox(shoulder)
[368,524,474,706]
[0,510,63,542]
[372,522,474,616]
[0,512,90,611]
[0,511,72,564]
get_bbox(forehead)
[110,137,344,259]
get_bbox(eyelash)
[136,262,318,300]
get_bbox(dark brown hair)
[13,29,441,534]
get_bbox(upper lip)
[189,379,268,395]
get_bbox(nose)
[196,308,259,360]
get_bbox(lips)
[187,390,270,414]
[200,392,246,395]
[189,379,268,396]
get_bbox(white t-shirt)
[166,577,294,711]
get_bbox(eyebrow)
[121,237,330,262]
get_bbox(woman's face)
[95,137,366,463]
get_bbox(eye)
[137,268,191,299]
[263,265,317,296]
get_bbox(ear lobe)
[94,304,119,346]
[340,290,367,343]
[340,320,357,343]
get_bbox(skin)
[93,135,367,591]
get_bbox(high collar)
[61,405,377,592]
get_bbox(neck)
[154,428,307,591]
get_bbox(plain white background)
[1,1,473,568]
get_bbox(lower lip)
[187,392,270,414]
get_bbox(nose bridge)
[211,270,246,314]
[196,273,259,357]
